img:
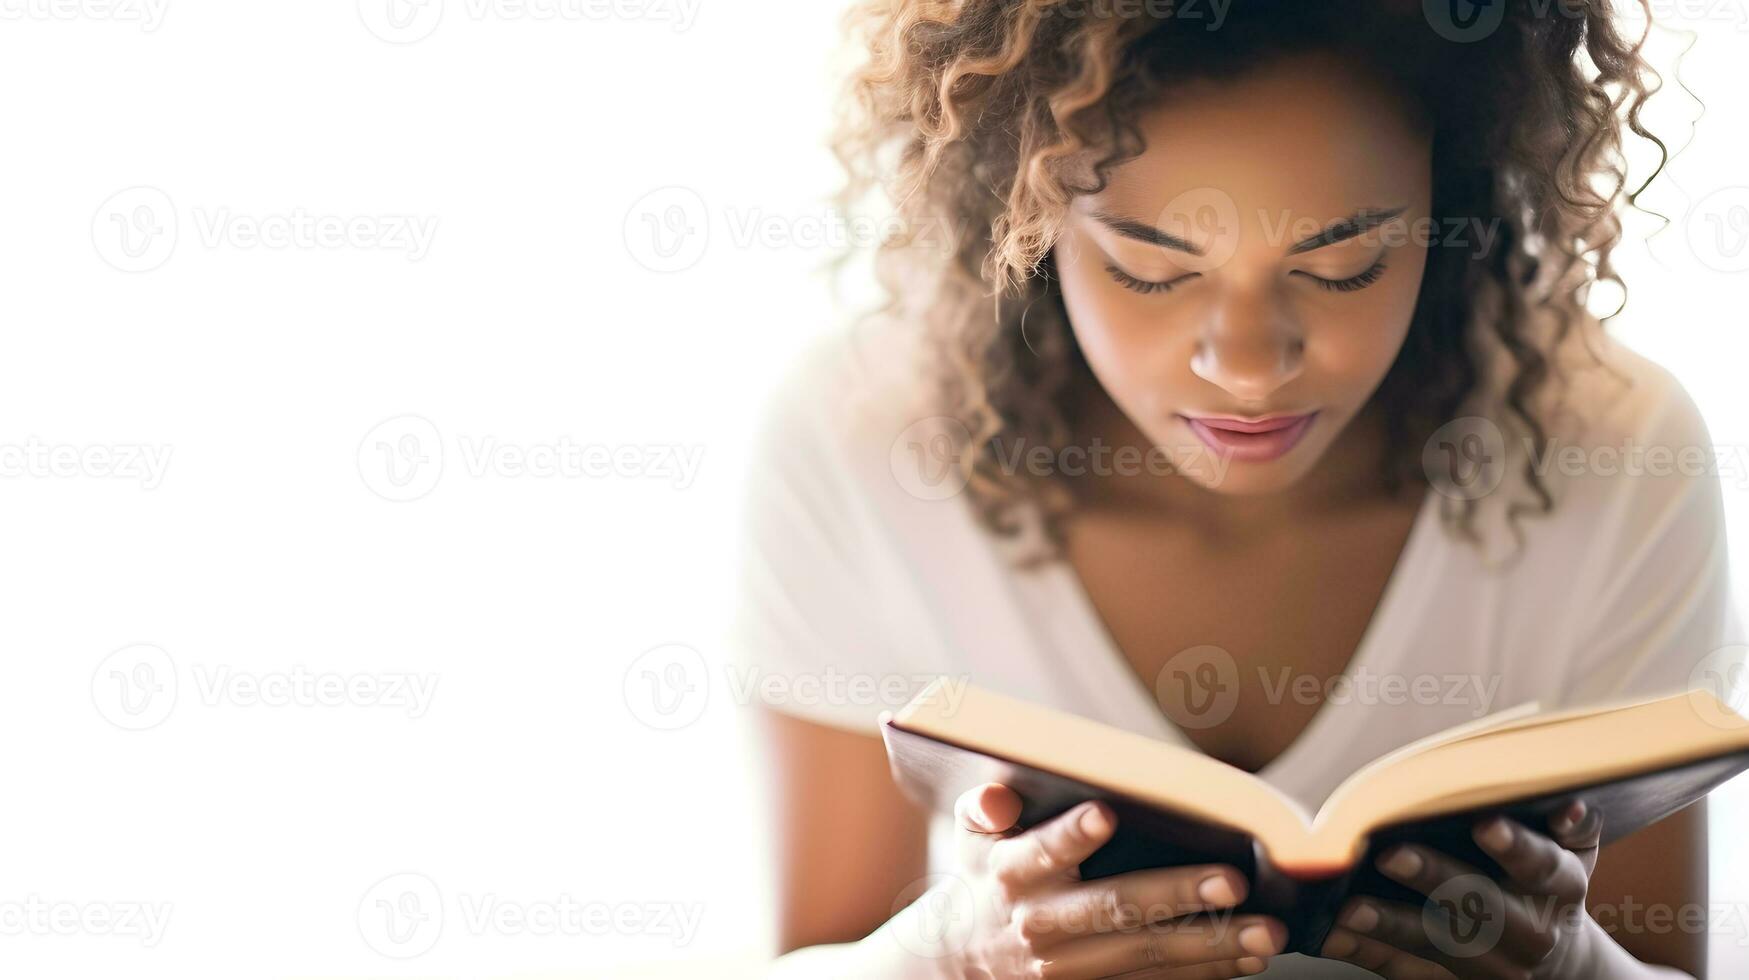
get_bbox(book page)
[893,678,1318,844]
[1314,699,1546,827]
[1300,688,1749,866]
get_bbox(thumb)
[954,783,1023,836]
[1551,801,1605,876]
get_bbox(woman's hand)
[888,782,1288,979]
[1317,801,1612,979]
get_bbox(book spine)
[1249,840,1352,956]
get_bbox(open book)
[882,678,1749,954]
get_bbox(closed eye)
[1296,259,1388,293]
[1105,264,1200,295]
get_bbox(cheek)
[1053,243,1177,393]
[1309,249,1426,386]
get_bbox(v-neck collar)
[1043,485,1444,785]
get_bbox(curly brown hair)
[832,0,1672,561]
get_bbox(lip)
[1180,411,1319,462]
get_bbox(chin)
[1180,464,1315,496]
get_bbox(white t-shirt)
[728,327,1743,976]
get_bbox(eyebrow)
[1286,207,1408,255]
[1088,205,1407,256]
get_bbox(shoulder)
[1433,333,1728,617]
[728,327,1005,731]
[749,325,929,467]
[1535,336,1721,548]
[1538,334,1712,459]
[1471,333,1720,543]
[1398,333,1740,708]
[746,323,983,523]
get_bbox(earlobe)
[1018,292,1046,358]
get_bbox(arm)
[760,707,949,977]
[757,707,931,955]
[1583,800,1708,977]
[1554,366,1727,977]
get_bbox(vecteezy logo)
[92,187,178,273]
[887,873,977,959]
[358,415,444,502]
[1153,185,1241,272]
[1423,874,1506,959]
[1423,0,1504,42]
[889,416,972,501]
[623,186,709,273]
[1155,645,1240,731]
[92,643,178,730]
[358,0,444,43]
[358,872,443,958]
[1689,644,1749,731]
[1687,187,1749,274]
[1424,416,1506,501]
[622,643,710,730]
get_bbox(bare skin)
[1062,383,1423,776]
[761,52,1706,978]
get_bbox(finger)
[1335,896,1548,976]
[988,800,1117,888]
[955,784,1027,873]
[1038,915,1286,979]
[1548,801,1603,848]
[1547,801,1605,876]
[1319,926,1456,979]
[1019,864,1249,945]
[1473,817,1591,907]
[1376,845,1560,965]
[954,782,1023,835]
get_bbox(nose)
[1188,291,1305,404]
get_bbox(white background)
[0,1,1746,977]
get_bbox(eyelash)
[1103,265,1194,294]
[1308,259,1388,293]
[1103,260,1389,295]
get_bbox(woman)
[732,1,1738,976]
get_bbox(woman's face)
[1052,52,1433,498]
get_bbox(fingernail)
[1342,901,1379,932]
[1477,818,1513,852]
[1240,923,1282,956]
[1199,873,1239,907]
[1078,803,1110,838]
[1322,928,1358,957]
[1381,848,1422,879]
[1236,956,1266,975]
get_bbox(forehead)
[1089,53,1432,222]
